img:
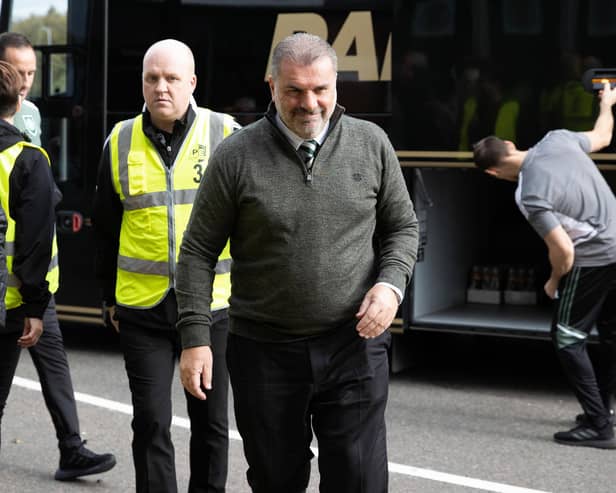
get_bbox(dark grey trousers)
[0,295,82,451]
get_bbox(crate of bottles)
[503,266,537,305]
[467,265,502,304]
[467,265,537,305]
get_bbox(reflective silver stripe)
[167,148,177,285]
[117,119,136,199]
[214,258,232,274]
[118,255,168,276]
[6,262,57,289]
[175,188,197,205]
[209,112,224,152]
[121,189,197,210]
[5,244,56,271]
[123,191,168,210]
[49,254,59,271]
[7,273,20,287]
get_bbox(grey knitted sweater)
[176,104,418,347]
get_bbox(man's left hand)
[544,277,559,299]
[17,317,44,348]
[180,346,212,400]
[355,284,398,338]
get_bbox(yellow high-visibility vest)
[458,96,519,150]
[542,81,596,132]
[109,108,234,309]
[0,142,59,310]
[493,100,519,143]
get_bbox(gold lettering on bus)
[265,11,391,82]
[332,11,378,81]
[380,33,392,82]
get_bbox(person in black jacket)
[0,59,116,479]
[93,39,236,493]
[0,203,6,327]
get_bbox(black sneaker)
[55,441,116,481]
[553,425,616,449]
[575,409,615,427]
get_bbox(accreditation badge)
[21,115,38,138]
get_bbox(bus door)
[3,0,106,324]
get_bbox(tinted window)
[392,0,616,152]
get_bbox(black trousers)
[0,295,82,451]
[119,313,229,493]
[227,323,391,493]
[552,264,616,430]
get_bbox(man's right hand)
[17,317,44,348]
[600,80,616,108]
[586,80,616,151]
[104,304,120,333]
[180,346,213,400]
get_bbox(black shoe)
[575,409,615,427]
[55,441,116,481]
[554,425,616,449]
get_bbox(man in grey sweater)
[473,80,616,450]
[176,33,418,492]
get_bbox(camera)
[582,68,616,92]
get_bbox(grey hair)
[271,33,338,79]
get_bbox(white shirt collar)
[275,113,329,150]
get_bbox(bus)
[2,0,616,368]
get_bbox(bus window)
[181,0,324,5]
[411,0,455,37]
[9,0,67,43]
[9,1,68,98]
[50,52,70,96]
[502,0,541,35]
[588,0,616,36]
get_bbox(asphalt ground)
[0,327,615,492]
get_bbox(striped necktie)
[298,139,318,168]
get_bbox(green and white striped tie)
[298,139,318,168]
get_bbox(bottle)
[488,266,500,290]
[524,267,536,291]
[516,267,527,292]
[470,265,482,289]
[506,266,517,291]
[482,266,491,290]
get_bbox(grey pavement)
[0,328,615,492]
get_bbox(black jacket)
[0,203,7,328]
[0,119,61,320]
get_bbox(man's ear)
[504,140,516,152]
[484,167,499,178]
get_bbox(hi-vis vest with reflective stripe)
[458,96,520,151]
[0,142,59,310]
[109,108,234,309]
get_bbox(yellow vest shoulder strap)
[16,141,51,165]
